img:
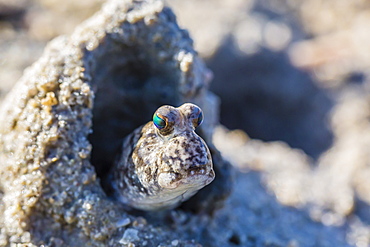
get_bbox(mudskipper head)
[152,103,215,193]
[124,103,215,211]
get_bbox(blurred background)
[1,0,368,159]
[1,0,370,245]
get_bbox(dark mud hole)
[84,30,232,212]
[86,33,180,179]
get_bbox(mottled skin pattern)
[110,103,215,211]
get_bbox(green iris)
[153,113,166,129]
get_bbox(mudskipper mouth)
[157,165,215,190]
[177,169,215,189]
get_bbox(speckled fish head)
[153,103,215,191]
[114,103,215,211]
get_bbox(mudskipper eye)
[196,111,203,127]
[153,113,166,129]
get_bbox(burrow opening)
[86,35,181,181]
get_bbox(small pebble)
[119,228,140,244]
[116,217,131,228]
